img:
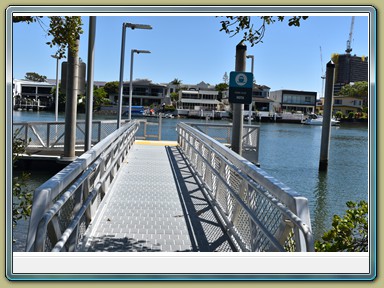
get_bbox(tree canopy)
[103,81,119,96]
[24,72,47,82]
[337,81,368,98]
[215,82,229,92]
[218,16,308,46]
[13,16,83,58]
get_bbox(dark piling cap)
[236,41,247,51]
[327,60,335,68]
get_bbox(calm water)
[11,110,370,251]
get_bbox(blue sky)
[12,14,369,98]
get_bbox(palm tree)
[171,78,182,90]
[171,78,181,85]
[170,78,182,108]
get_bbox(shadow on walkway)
[166,146,236,252]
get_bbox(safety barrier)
[12,120,129,155]
[177,122,314,252]
[25,121,139,251]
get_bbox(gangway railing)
[25,120,139,252]
[177,122,314,252]
[135,116,163,141]
[189,122,260,165]
[12,120,130,155]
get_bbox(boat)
[122,106,146,116]
[303,114,340,126]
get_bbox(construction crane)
[345,16,355,54]
[320,46,325,98]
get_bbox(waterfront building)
[178,89,223,117]
[269,89,317,115]
[13,79,55,110]
[107,79,167,107]
[247,84,273,116]
[332,53,368,95]
[317,95,363,116]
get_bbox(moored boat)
[303,114,340,126]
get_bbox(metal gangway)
[24,120,314,252]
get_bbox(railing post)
[47,123,51,148]
[96,121,101,143]
[144,120,147,139]
[24,123,28,146]
[158,113,162,141]
[255,127,260,166]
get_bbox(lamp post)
[117,22,152,129]
[246,54,254,125]
[85,16,96,152]
[129,49,151,120]
[51,54,60,122]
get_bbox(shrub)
[315,201,368,252]
[12,130,33,228]
[335,111,343,119]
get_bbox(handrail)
[188,122,260,165]
[26,120,139,251]
[177,122,314,252]
[12,120,130,153]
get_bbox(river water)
[11,110,370,251]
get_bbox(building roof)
[13,79,55,86]
[253,84,271,90]
[270,89,317,96]
[180,90,199,94]
[180,99,220,105]
[253,98,275,103]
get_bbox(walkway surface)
[80,141,235,252]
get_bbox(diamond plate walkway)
[80,140,235,252]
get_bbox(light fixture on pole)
[51,54,60,122]
[117,22,152,129]
[246,54,255,125]
[129,49,151,120]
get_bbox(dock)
[24,120,314,253]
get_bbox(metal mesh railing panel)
[177,123,313,252]
[47,123,66,147]
[28,121,139,252]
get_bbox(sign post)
[230,42,252,155]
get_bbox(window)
[284,95,292,103]
[21,86,36,93]
[37,87,52,94]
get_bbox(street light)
[129,49,151,120]
[246,55,255,125]
[117,22,152,129]
[51,54,60,122]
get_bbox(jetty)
[15,120,313,252]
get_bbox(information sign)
[228,71,253,104]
